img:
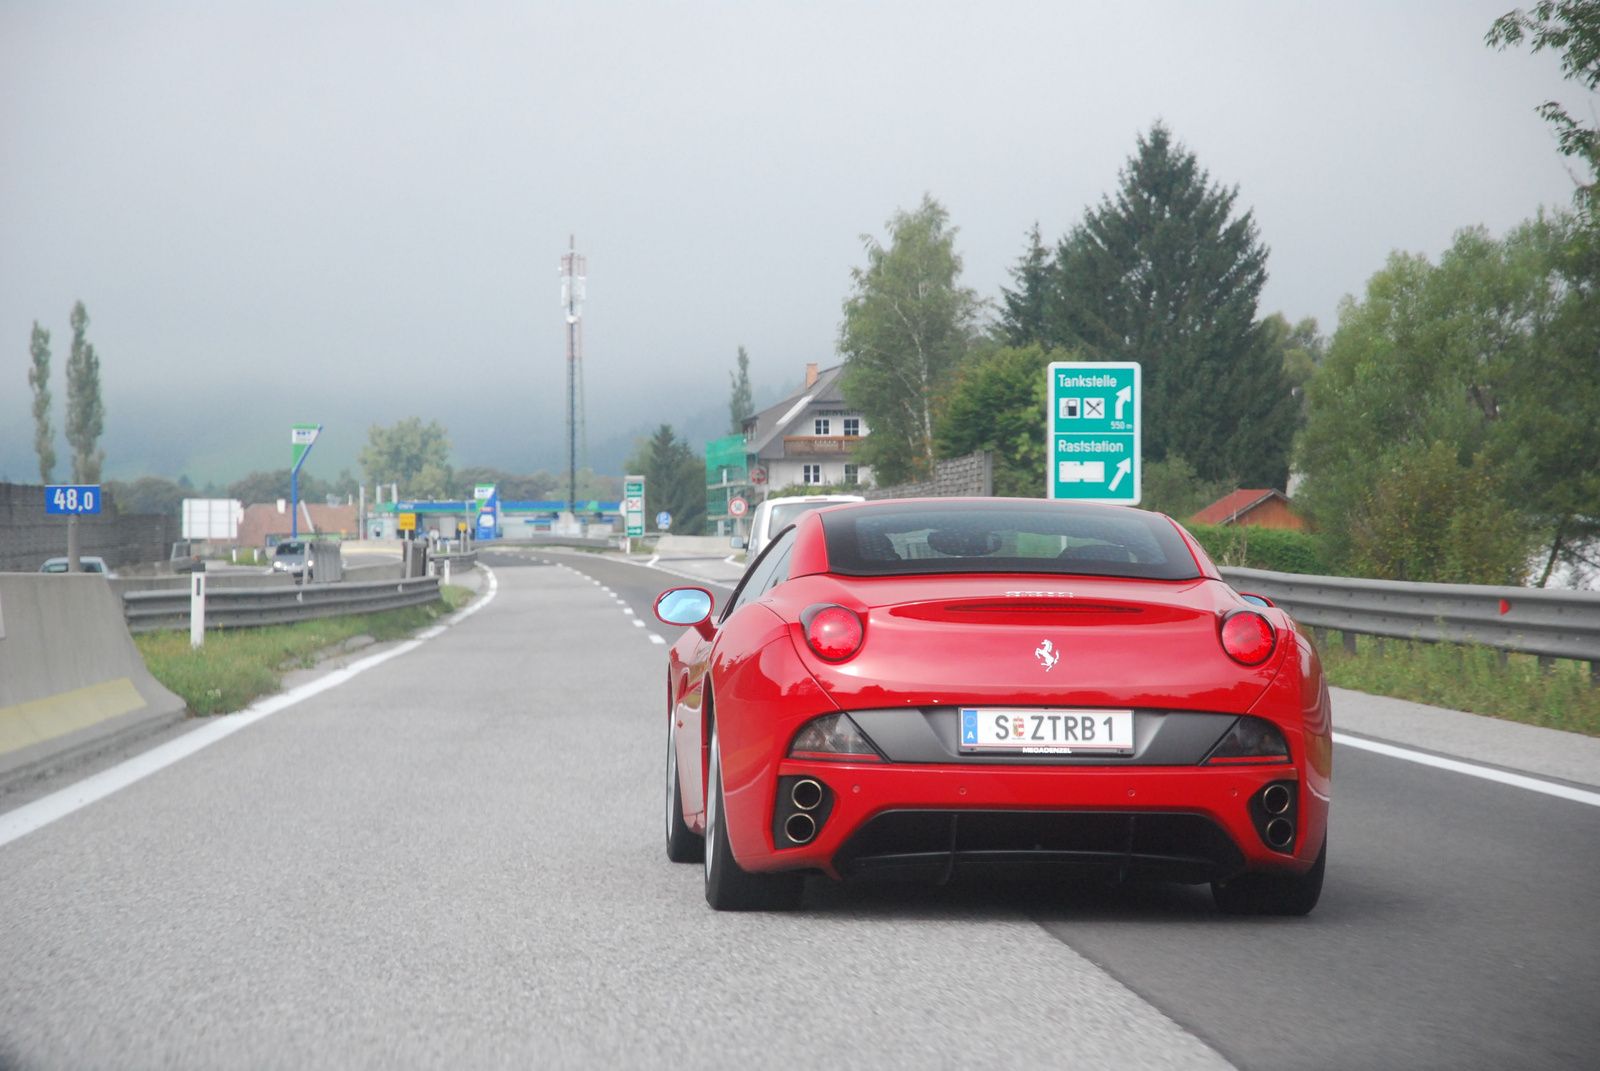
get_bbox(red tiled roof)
[1189,489,1281,527]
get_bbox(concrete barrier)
[654,534,739,555]
[0,573,188,793]
[110,572,296,596]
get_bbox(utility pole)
[560,237,587,514]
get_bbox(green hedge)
[1184,523,1329,575]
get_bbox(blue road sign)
[656,511,673,531]
[46,485,102,514]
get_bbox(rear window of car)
[819,500,1200,581]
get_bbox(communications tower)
[560,237,587,513]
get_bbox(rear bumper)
[742,760,1324,882]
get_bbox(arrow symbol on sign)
[1108,457,1131,492]
[1115,386,1132,421]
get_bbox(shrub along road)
[0,552,1596,1069]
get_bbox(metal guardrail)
[1219,566,1600,667]
[489,535,617,550]
[123,577,442,633]
[431,551,478,570]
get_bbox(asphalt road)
[2,550,1597,1070]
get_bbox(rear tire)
[703,727,803,911]
[1212,837,1326,916]
[665,715,703,863]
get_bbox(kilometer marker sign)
[1047,361,1141,505]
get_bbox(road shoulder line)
[0,566,499,849]
[1333,730,1600,807]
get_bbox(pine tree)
[998,224,1053,346]
[65,301,105,483]
[1044,124,1296,489]
[626,425,705,533]
[27,322,56,483]
[729,346,754,433]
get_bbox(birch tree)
[838,195,981,485]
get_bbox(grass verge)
[133,584,475,716]
[1321,633,1600,738]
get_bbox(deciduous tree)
[65,301,104,483]
[1489,2,1600,210]
[27,322,55,483]
[932,343,1057,497]
[1295,221,1558,580]
[839,194,982,485]
[357,417,454,499]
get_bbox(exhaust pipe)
[1262,784,1292,815]
[791,779,824,811]
[1265,818,1295,849]
[784,812,817,844]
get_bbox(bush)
[1185,523,1329,574]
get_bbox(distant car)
[169,540,204,573]
[271,541,311,578]
[740,493,865,559]
[39,556,116,578]
[656,498,1330,915]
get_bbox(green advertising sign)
[1047,362,1141,504]
[290,424,321,474]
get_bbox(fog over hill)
[0,2,1581,486]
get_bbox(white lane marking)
[613,555,737,590]
[632,619,645,628]
[647,554,660,566]
[724,554,743,566]
[649,634,666,645]
[1334,731,1600,808]
[0,567,502,849]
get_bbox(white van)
[739,494,866,559]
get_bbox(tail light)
[788,713,880,761]
[800,604,864,662]
[1220,609,1276,665]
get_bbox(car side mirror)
[1238,592,1274,608]
[729,536,746,550]
[654,587,716,640]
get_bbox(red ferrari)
[654,499,1331,914]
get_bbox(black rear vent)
[833,809,1244,885]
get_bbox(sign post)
[1046,362,1141,505]
[290,424,321,538]
[474,484,498,542]
[623,476,645,539]
[46,484,102,572]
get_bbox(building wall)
[0,483,180,572]
[765,458,871,491]
[237,503,361,547]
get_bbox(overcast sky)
[0,1,1586,487]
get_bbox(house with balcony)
[742,363,872,495]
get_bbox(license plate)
[960,708,1134,754]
